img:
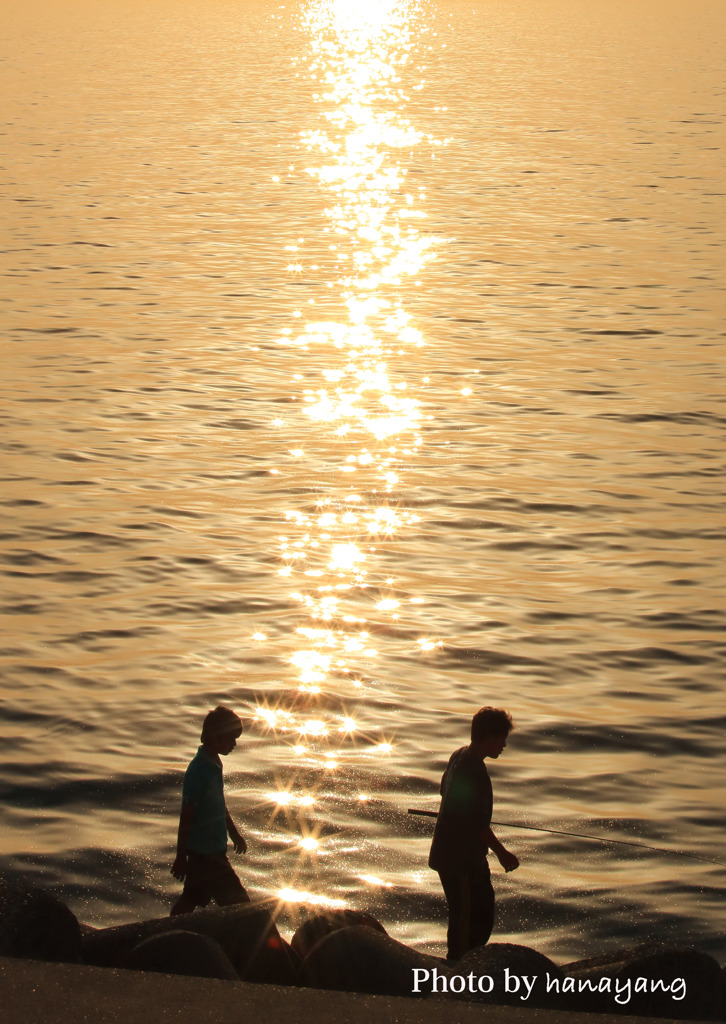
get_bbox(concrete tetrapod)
[81,900,296,985]
[291,909,388,960]
[301,924,449,998]
[450,942,566,1010]
[123,930,240,980]
[0,872,82,963]
[562,943,723,1020]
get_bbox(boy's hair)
[471,706,513,742]
[201,705,243,742]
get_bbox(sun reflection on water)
[278,887,346,909]
[253,0,448,901]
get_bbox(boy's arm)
[225,807,247,855]
[484,826,519,872]
[171,801,196,879]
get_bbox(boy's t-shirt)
[182,745,228,855]
[428,745,493,873]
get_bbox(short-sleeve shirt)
[428,745,493,873]
[181,745,228,855]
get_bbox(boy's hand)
[228,824,247,855]
[497,849,519,873]
[171,853,187,880]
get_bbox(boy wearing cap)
[428,706,519,959]
[171,706,249,915]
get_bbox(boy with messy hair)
[429,706,519,959]
[171,705,249,915]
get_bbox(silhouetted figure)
[428,706,519,959]
[170,706,250,915]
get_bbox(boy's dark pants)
[438,861,495,960]
[180,852,249,909]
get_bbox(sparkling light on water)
[253,0,447,900]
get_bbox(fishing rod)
[407,808,726,868]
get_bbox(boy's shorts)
[181,851,250,909]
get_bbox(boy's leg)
[469,862,495,948]
[205,853,250,906]
[170,893,198,916]
[438,870,472,960]
[170,852,212,916]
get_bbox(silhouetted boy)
[428,706,518,959]
[171,705,249,915]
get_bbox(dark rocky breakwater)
[1,872,723,1021]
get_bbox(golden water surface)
[1,0,724,958]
